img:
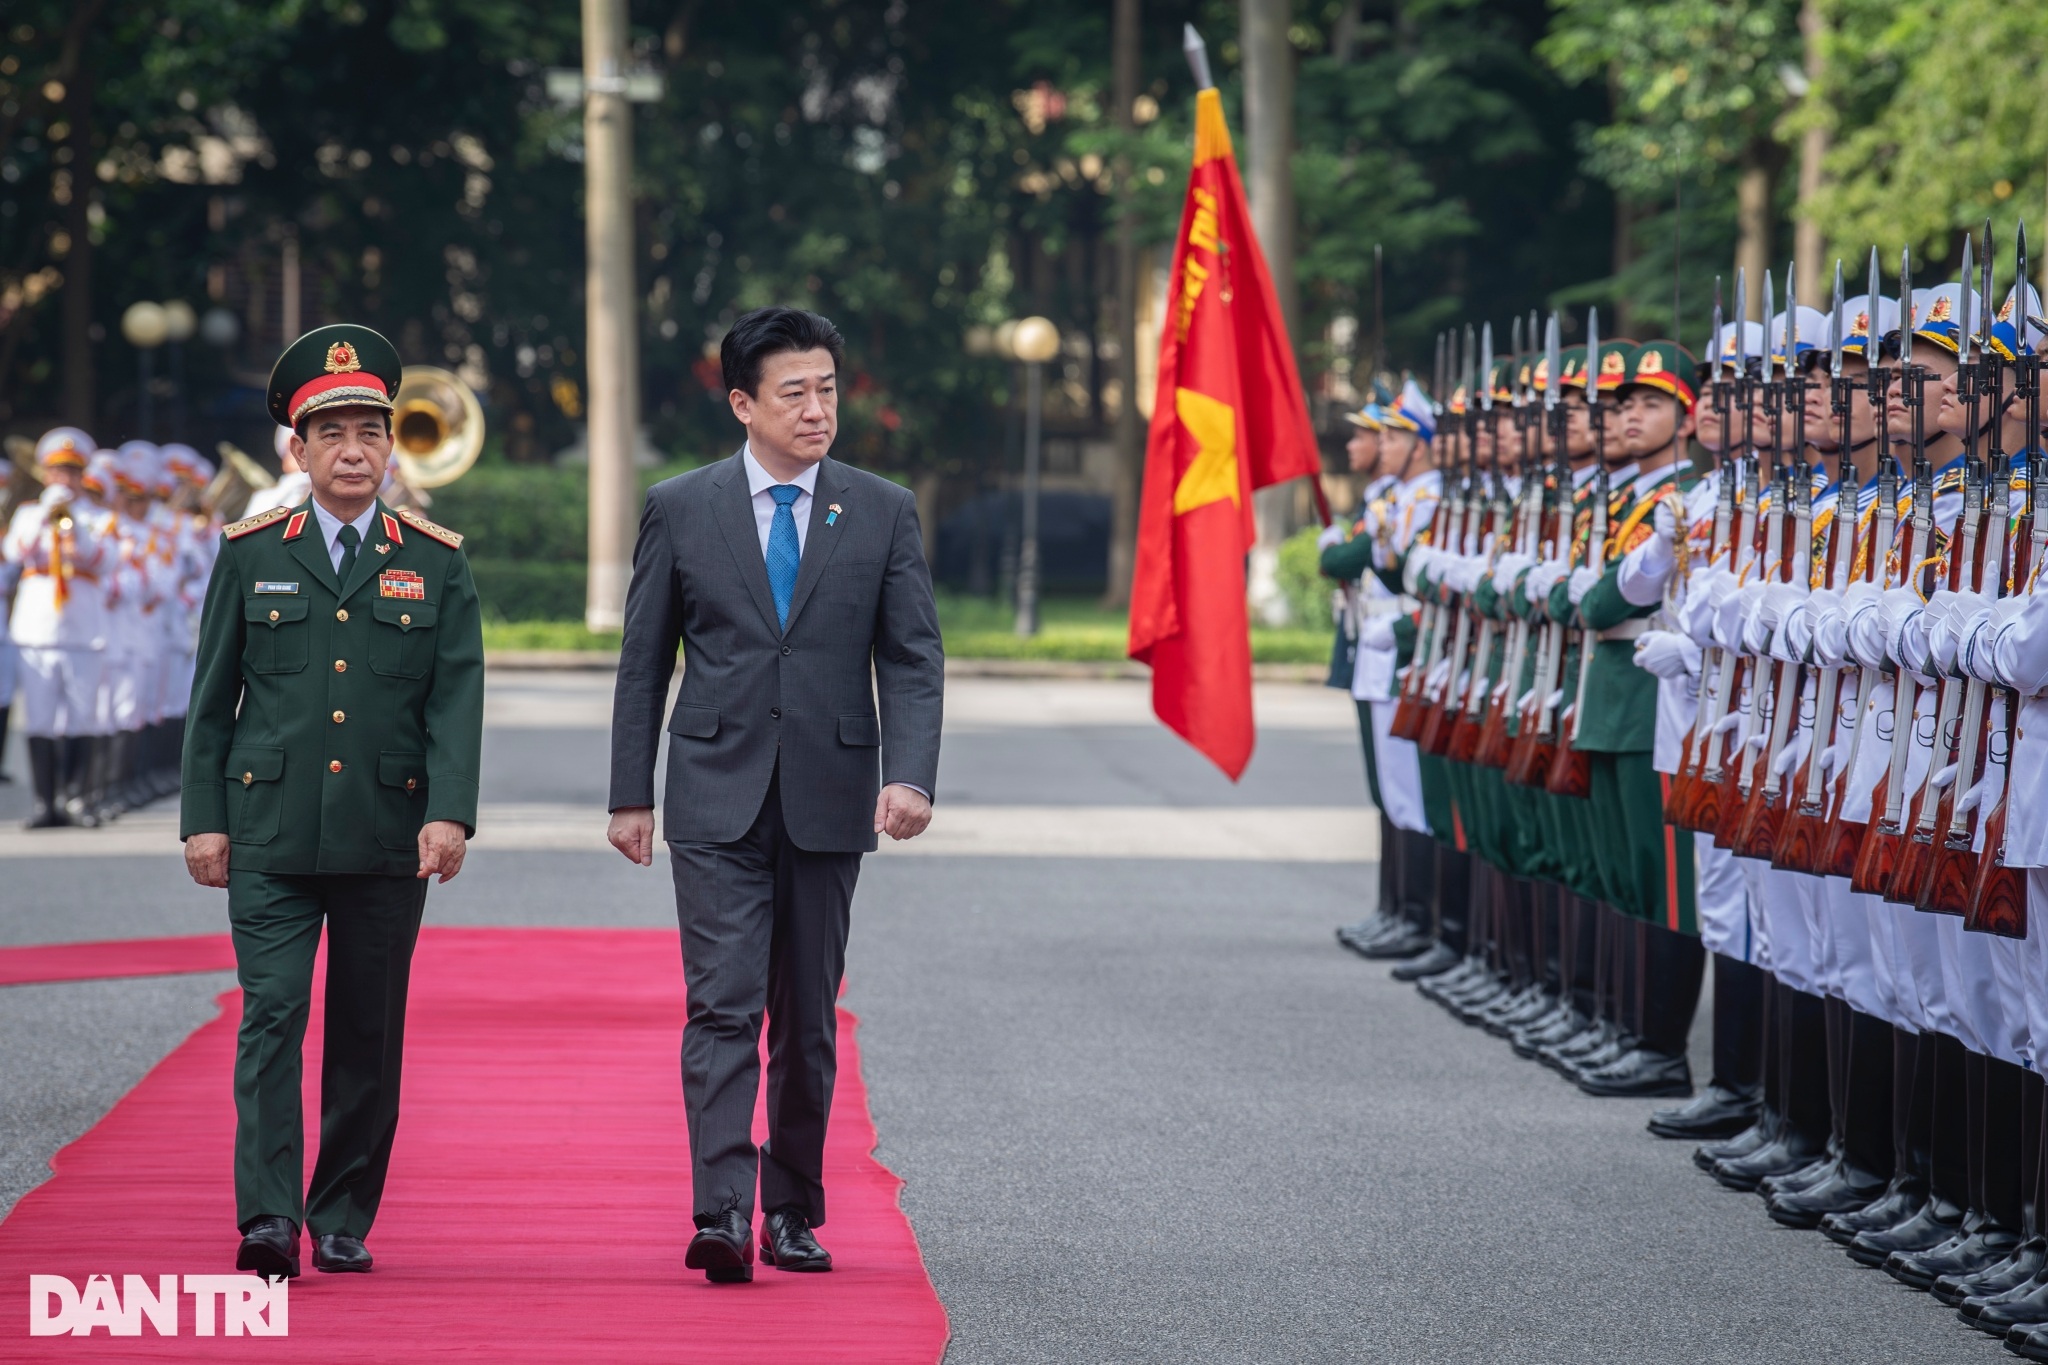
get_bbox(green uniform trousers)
[1586,751,1697,933]
[229,868,428,1237]
[1353,700,1383,812]
[1417,750,1456,848]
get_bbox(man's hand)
[417,820,469,883]
[185,833,230,888]
[874,784,933,841]
[608,806,656,866]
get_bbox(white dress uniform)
[1365,468,1440,835]
[6,479,110,738]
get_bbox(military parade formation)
[1320,227,2048,1354]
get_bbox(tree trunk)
[1242,0,1301,621]
[1101,0,1142,610]
[1794,0,1829,305]
[1736,144,1775,324]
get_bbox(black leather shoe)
[685,1207,755,1283]
[1390,943,1462,981]
[759,1207,832,1272]
[1847,1195,1963,1268]
[1560,1029,1636,1081]
[235,1216,300,1279]
[1936,1240,2045,1308]
[1711,1135,1824,1193]
[1351,928,1433,960]
[1512,1007,1587,1058]
[1649,1085,1759,1140]
[1576,1048,1693,1098]
[311,1233,372,1273]
[1971,1269,2048,1333]
[1888,1224,2021,1291]
[1759,1152,1839,1199]
[1766,1164,1887,1229]
[1821,1177,1925,1246]
[2008,1322,2048,1360]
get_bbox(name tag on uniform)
[379,569,426,600]
[253,581,300,594]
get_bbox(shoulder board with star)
[222,505,291,541]
[396,506,463,549]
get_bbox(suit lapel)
[710,451,784,635]
[781,458,851,633]
[282,502,342,596]
[335,499,392,605]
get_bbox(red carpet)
[0,927,949,1361]
[0,934,236,987]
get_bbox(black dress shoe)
[1847,1195,1963,1268]
[685,1207,755,1284]
[2008,1323,2048,1360]
[1937,1240,2045,1308]
[1694,1115,1775,1171]
[1711,1135,1824,1193]
[1759,1152,1840,1199]
[759,1207,832,1272]
[1889,1224,2022,1291]
[1766,1164,1887,1229]
[1349,929,1432,960]
[1962,1255,2048,1324]
[235,1216,300,1279]
[312,1233,373,1273]
[1971,1270,2048,1334]
[1649,1085,1759,1141]
[1512,1007,1587,1058]
[1561,1030,1636,1081]
[1821,1177,1925,1246]
[1390,943,1463,981]
[1576,1048,1693,1098]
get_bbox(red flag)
[1126,88,1321,780]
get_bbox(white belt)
[1594,618,1652,642]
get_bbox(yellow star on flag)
[1172,388,1240,514]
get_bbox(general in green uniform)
[179,324,484,1279]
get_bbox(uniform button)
[268,609,280,622]
[329,760,343,773]
[336,608,349,622]
[401,613,411,626]
[242,771,253,787]
[770,707,781,719]
[335,659,347,673]
[781,645,792,656]
[405,778,418,792]
[332,710,345,724]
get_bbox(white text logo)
[27,1275,288,1337]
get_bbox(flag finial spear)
[1183,25,1214,91]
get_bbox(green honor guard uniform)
[179,324,484,1279]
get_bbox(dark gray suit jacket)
[608,451,945,852]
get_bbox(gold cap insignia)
[1927,295,1953,323]
[1634,353,1660,378]
[1601,350,1627,377]
[324,341,363,374]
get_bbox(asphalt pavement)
[0,671,1999,1361]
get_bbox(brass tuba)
[391,365,485,490]
[205,441,278,522]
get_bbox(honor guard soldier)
[6,428,111,827]
[179,324,484,1279]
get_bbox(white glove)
[1634,630,1703,680]
[1445,555,1484,595]
[1771,598,1814,664]
[1317,523,1347,551]
[1524,560,1570,604]
[1807,588,1850,667]
[1842,581,1891,671]
[1886,590,1937,684]
[1744,581,1803,653]
[1965,594,2031,684]
[1653,497,1680,547]
[1491,551,1534,588]
[1924,589,1989,678]
[1715,583,1761,652]
[1567,565,1602,605]
[1359,615,1397,651]
[1682,565,1737,648]
[40,483,74,508]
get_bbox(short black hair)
[721,307,844,397]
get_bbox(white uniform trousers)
[1696,836,1751,960]
[1368,700,1429,836]
[101,650,144,732]
[1749,861,1822,996]
[15,647,104,738]
[1821,880,1898,1025]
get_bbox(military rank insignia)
[379,569,426,600]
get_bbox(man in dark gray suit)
[606,307,944,1284]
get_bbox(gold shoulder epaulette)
[222,505,290,540]
[396,506,463,549]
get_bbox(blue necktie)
[766,484,802,630]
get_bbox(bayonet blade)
[1866,246,1881,343]
[1712,275,1724,385]
[1586,306,1599,400]
[1544,313,1560,413]
[1787,261,1799,356]
[1735,268,1749,369]
[1481,322,1494,413]
[1960,234,1975,366]
[1762,269,1777,381]
[1831,259,1846,381]
[1981,219,1996,354]
[1901,249,1915,367]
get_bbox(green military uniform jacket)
[180,498,485,875]
[1567,468,1679,754]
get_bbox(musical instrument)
[391,365,486,489]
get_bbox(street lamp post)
[120,302,170,440]
[1009,315,1060,637]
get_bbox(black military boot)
[0,702,13,781]
[59,735,98,828]
[24,737,67,828]
[1394,841,1468,982]
[1893,1053,2025,1290]
[1770,1005,1890,1228]
[1827,1027,1935,1246]
[1952,1072,2048,1318]
[1652,952,1763,1139]
[1853,1034,1971,1267]
[1579,921,1700,1098]
[1714,984,1826,1191]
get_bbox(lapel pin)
[826,503,843,526]
[375,543,391,555]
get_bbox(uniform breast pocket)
[370,599,437,678]
[376,752,429,851]
[225,745,285,845]
[242,597,310,673]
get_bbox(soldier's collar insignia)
[381,511,404,545]
[281,509,310,542]
[325,341,363,374]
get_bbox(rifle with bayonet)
[1669,280,1736,827]
[1450,323,1507,762]
[1507,314,1571,787]
[1390,335,1455,740]
[1476,330,1544,768]
[1420,328,1485,756]
[1545,307,1603,800]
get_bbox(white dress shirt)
[742,444,818,556]
[309,498,380,575]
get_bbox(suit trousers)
[669,763,860,1226]
[227,869,427,1237]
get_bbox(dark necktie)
[766,485,802,630]
[337,522,361,582]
